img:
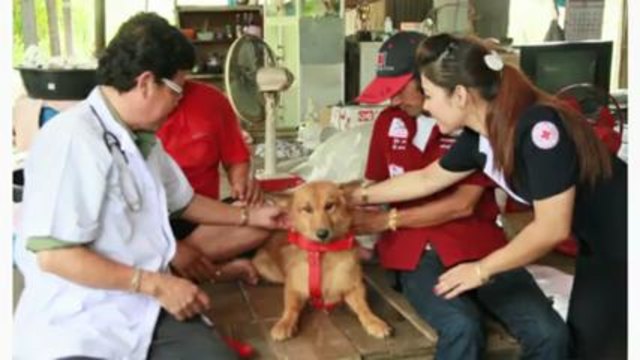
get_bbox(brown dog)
[252,181,392,341]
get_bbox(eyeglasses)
[161,78,184,98]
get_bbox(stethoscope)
[90,104,142,212]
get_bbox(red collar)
[287,230,356,310]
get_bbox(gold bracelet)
[387,208,398,231]
[360,181,372,205]
[130,268,142,293]
[239,205,249,226]
[475,263,489,285]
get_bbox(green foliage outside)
[13,0,95,66]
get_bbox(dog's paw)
[271,320,297,341]
[364,317,392,338]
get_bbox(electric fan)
[556,83,624,154]
[225,34,295,178]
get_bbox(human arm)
[181,193,285,229]
[435,188,574,299]
[36,246,210,321]
[352,184,484,234]
[170,241,221,283]
[435,107,579,298]
[352,125,480,206]
[226,161,263,206]
[351,161,474,206]
[217,90,257,203]
[158,144,280,229]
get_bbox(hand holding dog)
[232,177,264,206]
[352,207,389,234]
[248,205,288,229]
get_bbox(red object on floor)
[258,175,305,192]
[223,336,255,358]
[555,236,579,257]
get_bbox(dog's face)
[289,181,352,243]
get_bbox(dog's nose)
[316,229,331,241]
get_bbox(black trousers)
[147,310,237,360]
[568,254,627,360]
[59,311,237,360]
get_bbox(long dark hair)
[415,33,611,186]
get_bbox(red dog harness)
[287,231,356,310]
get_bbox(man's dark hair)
[96,12,195,91]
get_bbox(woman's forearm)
[353,162,473,205]
[479,219,567,277]
[480,189,575,277]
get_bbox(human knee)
[520,316,569,357]
[438,315,485,344]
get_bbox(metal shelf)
[177,5,262,13]
[187,73,224,80]
[191,38,235,45]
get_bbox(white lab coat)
[13,88,194,360]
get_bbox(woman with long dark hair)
[350,33,627,359]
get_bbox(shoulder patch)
[388,164,405,177]
[388,117,408,138]
[531,121,559,150]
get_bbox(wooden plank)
[221,319,278,360]
[363,265,521,359]
[201,281,281,359]
[201,281,254,325]
[262,312,361,360]
[241,282,287,321]
[242,282,360,360]
[362,265,438,343]
[329,288,435,360]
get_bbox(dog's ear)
[338,180,362,207]
[338,180,362,192]
[264,191,293,210]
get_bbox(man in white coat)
[13,12,284,360]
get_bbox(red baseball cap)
[357,31,427,104]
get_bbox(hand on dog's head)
[268,181,352,243]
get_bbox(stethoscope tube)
[90,105,142,212]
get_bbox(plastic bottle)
[384,16,393,35]
[298,98,321,151]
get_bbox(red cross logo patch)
[531,121,559,150]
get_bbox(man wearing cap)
[353,32,568,359]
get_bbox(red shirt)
[157,81,250,199]
[365,108,507,270]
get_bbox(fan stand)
[254,66,302,191]
[263,92,277,176]
[224,35,302,190]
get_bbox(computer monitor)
[518,40,613,94]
